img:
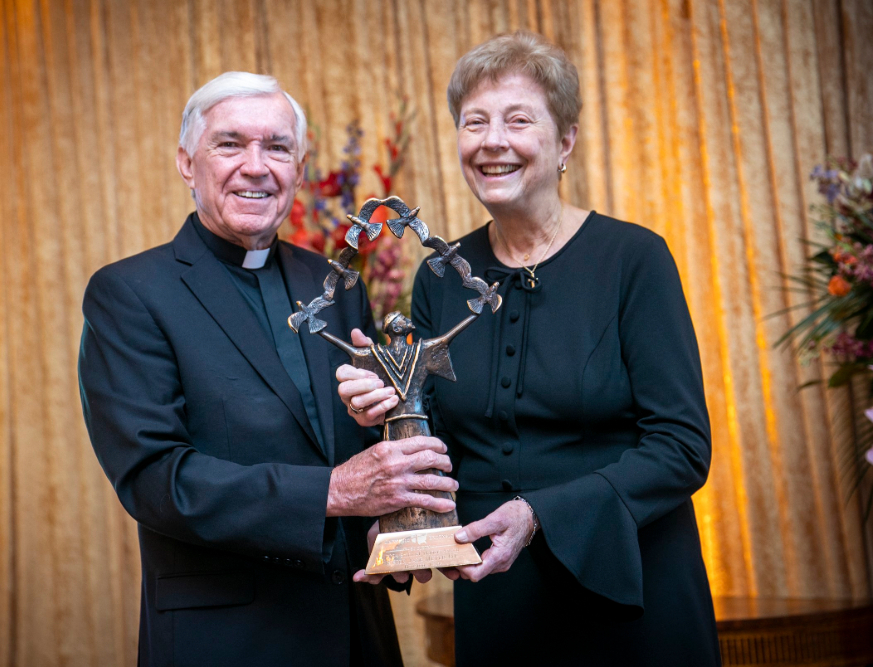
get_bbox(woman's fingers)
[336,371,388,405]
[452,501,534,582]
[352,569,385,585]
[456,563,481,581]
[346,387,396,412]
[455,514,502,544]
[336,364,397,426]
[456,547,505,582]
[352,569,430,585]
[437,567,461,581]
[350,328,373,347]
[361,393,399,419]
[335,364,378,383]
[411,569,433,583]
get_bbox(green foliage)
[777,154,873,520]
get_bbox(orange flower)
[366,194,389,224]
[828,275,852,297]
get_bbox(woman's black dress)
[411,212,721,666]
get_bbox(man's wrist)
[326,468,343,517]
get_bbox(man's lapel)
[278,243,337,465]
[172,217,325,460]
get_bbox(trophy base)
[365,526,482,575]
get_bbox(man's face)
[176,93,305,250]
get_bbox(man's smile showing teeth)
[234,190,270,199]
[480,165,521,175]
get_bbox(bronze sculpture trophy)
[288,197,501,575]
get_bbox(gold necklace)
[496,207,564,289]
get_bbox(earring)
[558,163,567,174]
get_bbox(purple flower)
[828,333,873,361]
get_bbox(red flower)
[309,232,326,254]
[332,223,351,248]
[833,250,858,266]
[290,227,326,254]
[357,237,378,257]
[373,165,392,196]
[356,231,382,258]
[290,227,312,249]
[289,199,306,230]
[318,171,342,197]
[828,275,852,297]
[385,138,399,161]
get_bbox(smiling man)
[78,72,457,667]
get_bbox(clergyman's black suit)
[79,213,403,667]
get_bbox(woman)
[342,31,720,666]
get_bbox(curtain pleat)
[2,1,872,665]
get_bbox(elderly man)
[78,71,456,666]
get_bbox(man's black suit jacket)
[79,214,403,667]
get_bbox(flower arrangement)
[778,154,873,383]
[777,153,873,517]
[289,99,416,325]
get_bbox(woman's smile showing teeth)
[234,190,270,199]
[480,164,521,176]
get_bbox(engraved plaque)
[365,526,482,575]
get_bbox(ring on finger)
[348,401,365,415]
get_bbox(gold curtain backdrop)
[2,0,872,665]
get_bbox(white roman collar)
[242,248,271,269]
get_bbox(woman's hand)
[451,499,535,582]
[336,329,399,426]
[352,521,434,585]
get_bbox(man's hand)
[352,521,434,585]
[450,499,534,582]
[336,329,399,426]
[326,436,457,517]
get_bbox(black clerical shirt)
[190,214,326,453]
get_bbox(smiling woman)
[339,30,723,666]
[457,72,573,217]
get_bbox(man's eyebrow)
[210,131,243,141]
[210,131,294,145]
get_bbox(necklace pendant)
[520,271,542,293]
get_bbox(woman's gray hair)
[447,31,581,137]
[179,71,308,158]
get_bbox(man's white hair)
[179,71,308,159]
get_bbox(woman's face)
[457,72,576,212]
